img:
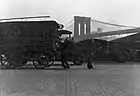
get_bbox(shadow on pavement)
[0,66,90,71]
[0,63,75,70]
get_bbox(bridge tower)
[74,16,91,41]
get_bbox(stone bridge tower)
[74,16,91,41]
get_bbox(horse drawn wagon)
[0,16,63,69]
[0,16,98,69]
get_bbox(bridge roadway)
[1,62,140,96]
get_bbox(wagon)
[0,16,63,69]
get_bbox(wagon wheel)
[33,58,45,69]
[0,53,21,69]
[0,53,12,68]
[33,54,55,69]
[44,54,55,67]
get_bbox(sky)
[1,0,140,27]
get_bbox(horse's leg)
[64,59,70,68]
[87,56,94,69]
[85,51,94,69]
[60,54,67,68]
[61,60,67,68]
[63,52,70,68]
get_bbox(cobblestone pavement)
[1,62,140,96]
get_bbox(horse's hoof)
[62,65,67,69]
[66,66,70,68]
[62,66,67,68]
[88,67,93,69]
[64,67,70,69]
[87,65,94,69]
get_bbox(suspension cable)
[91,19,140,29]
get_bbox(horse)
[59,38,99,69]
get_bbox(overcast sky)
[1,0,140,27]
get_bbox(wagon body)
[0,19,61,68]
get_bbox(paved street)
[1,62,140,96]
